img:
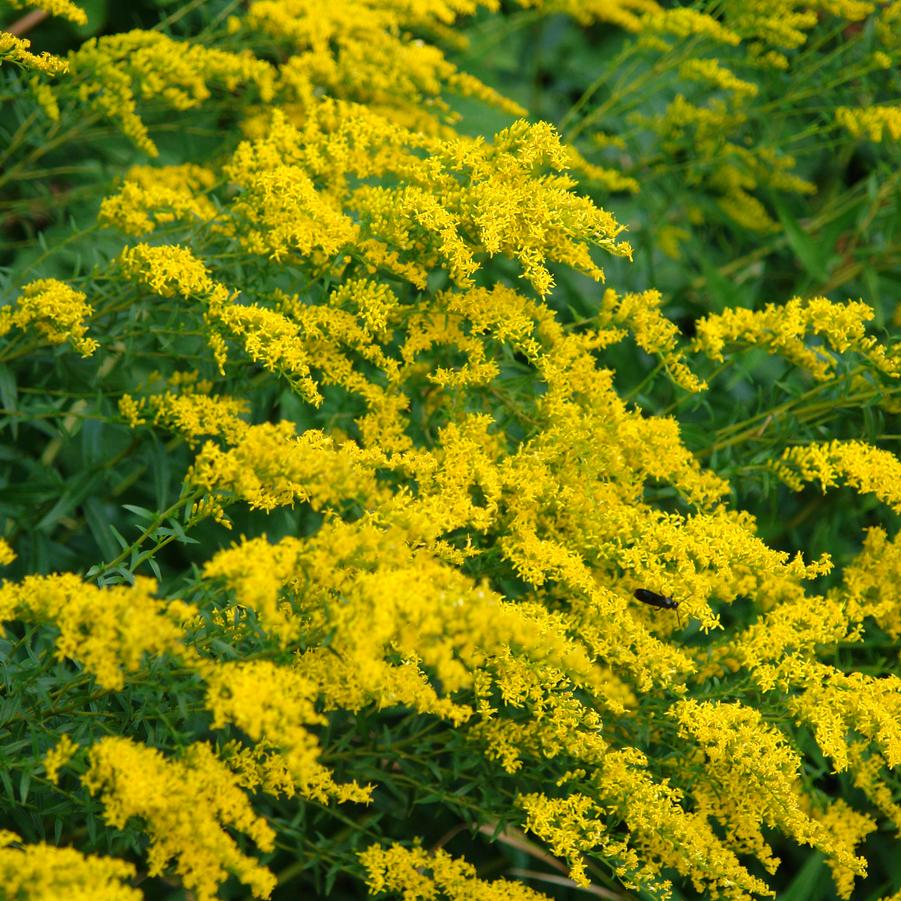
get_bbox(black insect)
[633,589,682,626]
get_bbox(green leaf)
[108,525,130,552]
[780,853,828,901]
[773,198,831,282]
[695,252,749,313]
[0,769,13,800]
[122,504,156,520]
[149,434,171,510]
[82,497,120,562]
[37,472,103,532]
[0,364,18,440]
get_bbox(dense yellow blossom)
[240,0,524,133]
[876,1,901,48]
[671,700,868,879]
[360,843,551,900]
[836,104,901,142]
[140,389,250,445]
[83,738,276,900]
[3,1,900,897]
[771,440,901,514]
[518,0,660,31]
[725,1,817,51]
[30,74,60,119]
[223,112,360,262]
[474,697,606,773]
[789,665,901,770]
[594,749,774,899]
[0,831,139,901]
[0,32,68,75]
[5,0,87,24]
[0,574,194,690]
[43,734,78,784]
[299,648,474,725]
[212,302,323,404]
[694,296,900,380]
[846,743,901,831]
[645,8,741,45]
[0,278,98,356]
[99,164,218,235]
[840,526,901,638]
[0,539,15,566]
[733,591,848,692]
[599,288,706,391]
[223,108,630,294]
[218,740,298,799]
[69,31,275,155]
[203,659,372,803]
[118,242,220,299]
[518,792,614,888]
[188,421,380,512]
[815,800,877,898]
[203,536,305,644]
[678,59,759,98]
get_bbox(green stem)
[94,489,204,578]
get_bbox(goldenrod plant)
[0,1,899,899]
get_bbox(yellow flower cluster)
[188,421,378,512]
[841,526,901,638]
[518,792,612,888]
[0,539,15,566]
[218,741,298,800]
[221,107,631,294]
[202,536,305,644]
[671,700,868,884]
[360,843,551,900]
[203,659,373,803]
[836,104,901,142]
[0,830,139,901]
[213,302,324,404]
[5,0,87,24]
[0,574,194,690]
[83,738,276,900]
[5,1,900,898]
[0,32,68,75]
[472,652,608,772]
[0,278,99,356]
[599,287,706,391]
[816,801,878,900]
[694,296,901,380]
[771,440,901,514]
[117,242,222,300]
[43,734,78,784]
[678,58,759,99]
[846,743,901,832]
[99,164,218,236]
[644,7,741,46]
[517,0,657,31]
[30,74,60,120]
[240,0,524,134]
[69,31,276,155]
[789,666,901,771]
[521,745,783,899]
[595,748,776,899]
[134,387,250,445]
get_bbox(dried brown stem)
[5,9,49,37]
